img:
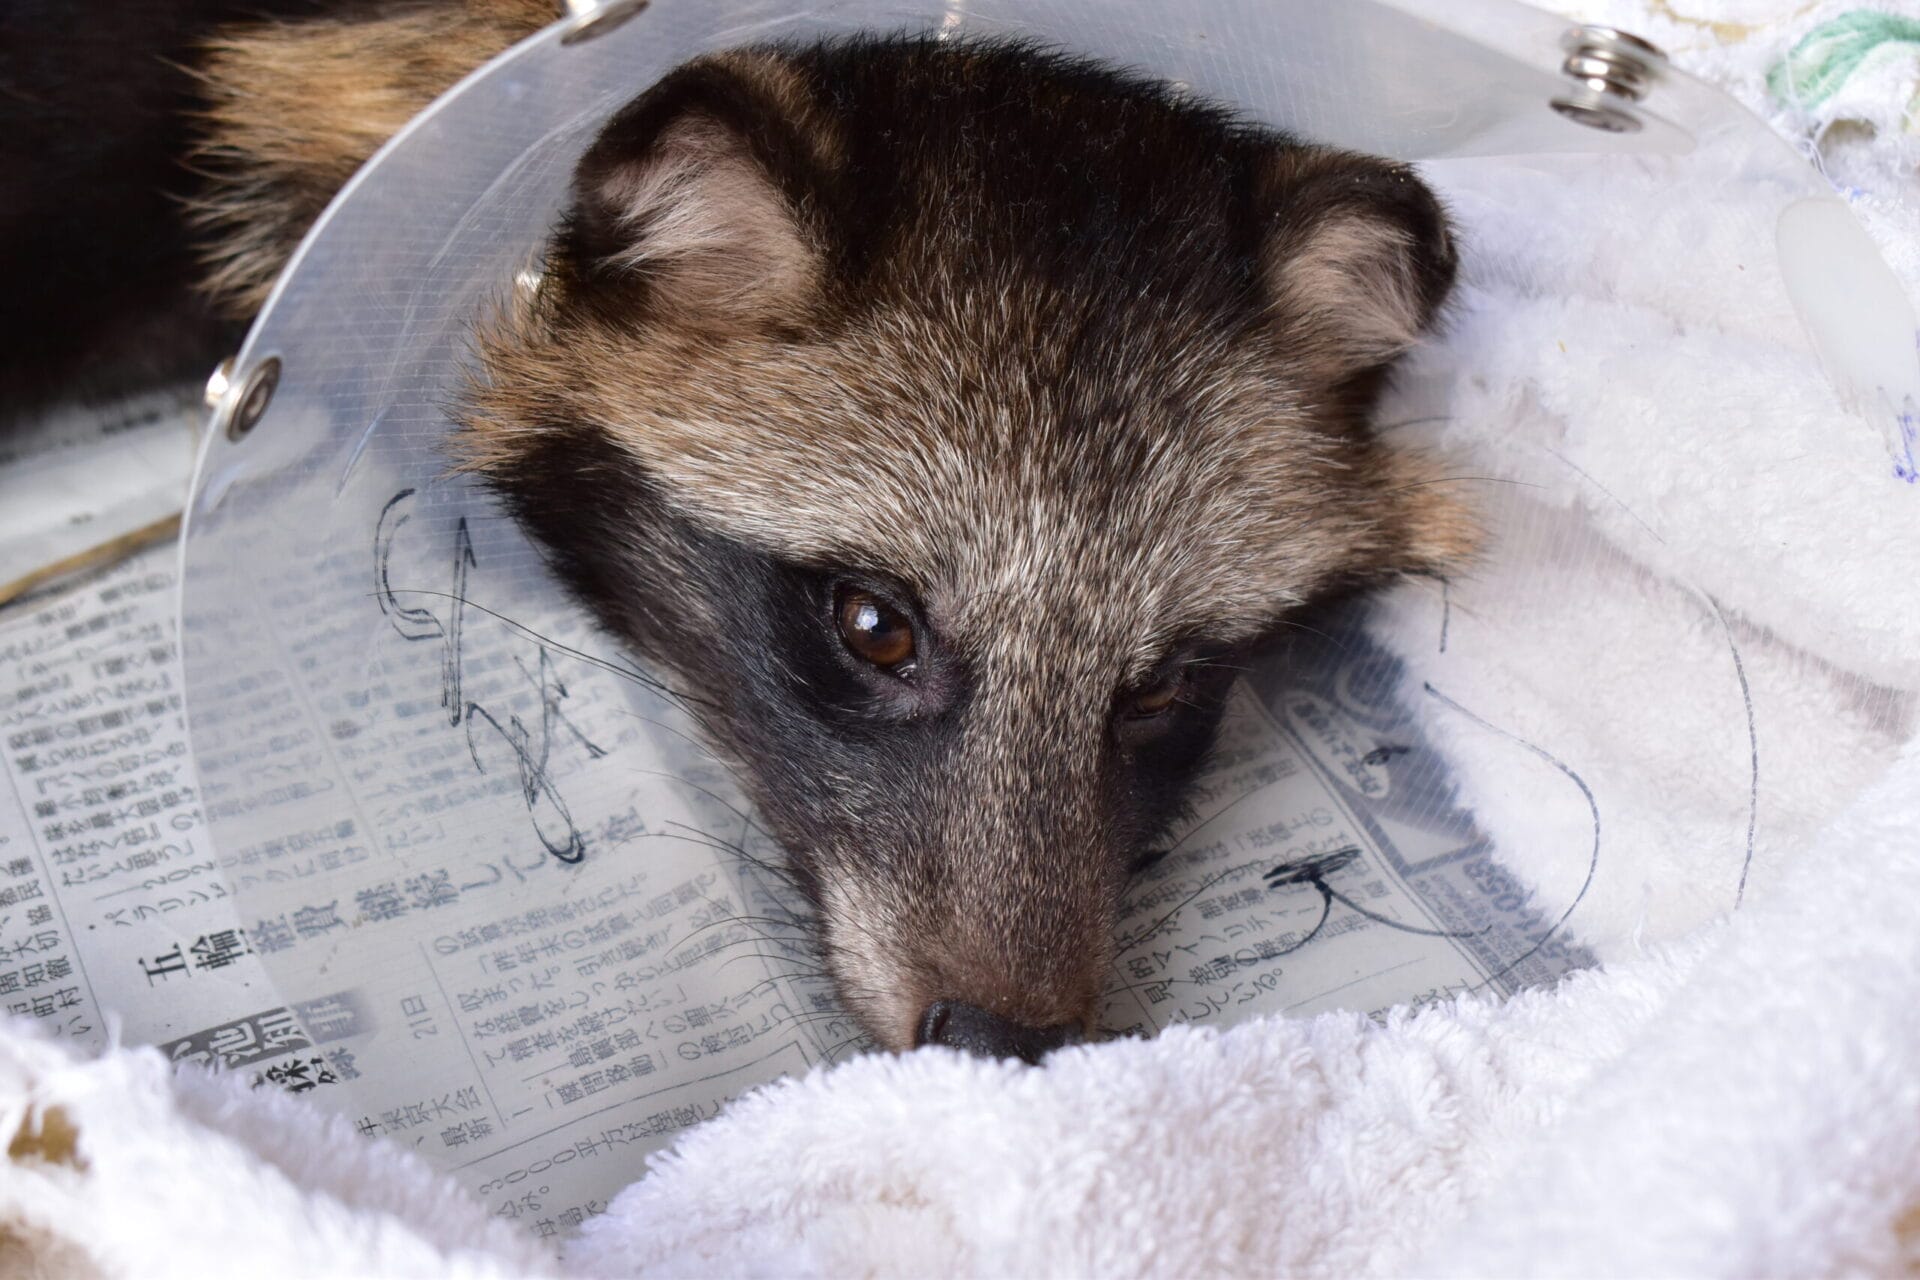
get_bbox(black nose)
[914,1000,1083,1064]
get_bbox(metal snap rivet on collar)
[561,0,650,45]
[1551,24,1667,133]
[207,355,281,442]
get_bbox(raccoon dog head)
[458,37,1473,1060]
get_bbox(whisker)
[371,588,717,713]
[1379,474,1544,496]
[673,929,821,966]
[741,972,837,1000]
[663,821,811,897]
[1183,658,1254,675]
[819,1032,875,1064]
[612,720,727,769]
[1114,859,1268,956]
[1264,615,1348,651]
[716,952,833,978]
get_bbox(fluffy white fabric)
[567,738,1920,1277]
[0,1024,555,1279]
[1357,0,1920,965]
[4,2,1917,1276]
[9,741,1914,1277]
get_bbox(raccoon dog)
[79,3,1480,1061]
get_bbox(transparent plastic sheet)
[179,0,1920,1234]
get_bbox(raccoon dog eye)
[1128,670,1186,719]
[834,585,916,672]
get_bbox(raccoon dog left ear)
[1255,149,1458,385]
[1254,150,1478,577]
[563,51,842,329]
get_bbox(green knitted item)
[1766,9,1920,111]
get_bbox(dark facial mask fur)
[450,37,1477,1057]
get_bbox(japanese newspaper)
[0,489,1586,1244]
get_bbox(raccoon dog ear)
[564,50,840,329]
[1256,149,1458,384]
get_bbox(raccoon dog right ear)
[563,50,843,330]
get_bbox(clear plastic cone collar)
[180,0,1920,1229]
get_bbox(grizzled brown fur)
[456,39,1475,1051]
[182,11,1475,1056]
[189,0,553,314]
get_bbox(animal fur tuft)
[186,0,550,316]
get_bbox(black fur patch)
[0,0,361,425]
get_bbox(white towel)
[6,737,1913,1278]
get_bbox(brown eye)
[835,586,916,671]
[1129,670,1185,718]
